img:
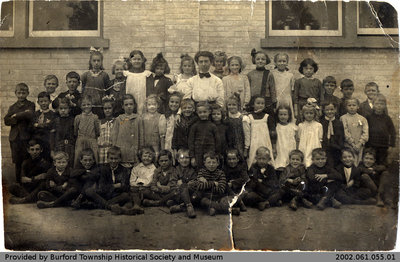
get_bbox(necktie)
[326,116,335,140]
[199,72,211,78]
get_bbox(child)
[146,53,173,114]
[358,82,379,118]
[124,50,152,114]
[223,56,251,110]
[98,98,115,164]
[53,71,82,117]
[4,83,35,183]
[172,98,198,152]
[41,75,59,110]
[366,94,395,165]
[279,150,311,210]
[340,98,368,166]
[338,79,355,117]
[111,94,143,167]
[298,104,323,167]
[244,95,276,168]
[293,58,323,120]
[36,152,79,209]
[51,98,75,167]
[212,51,228,79]
[108,58,127,117]
[321,76,340,110]
[81,48,110,118]
[169,54,197,95]
[321,102,344,167]
[8,139,51,204]
[188,102,221,168]
[142,95,162,157]
[244,147,282,210]
[159,92,182,155]
[305,148,342,210]
[266,53,295,117]
[74,95,100,167]
[275,104,298,169]
[247,49,273,102]
[211,104,229,158]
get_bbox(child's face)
[28,144,42,159]
[289,154,302,168]
[158,155,171,170]
[45,78,58,94]
[181,104,194,117]
[324,82,336,95]
[141,151,154,166]
[197,56,211,73]
[346,100,359,115]
[54,158,68,171]
[373,100,385,115]
[214,57,224,71]
[341,151,355,167]
[341,86,354,99]
[58,103,70,117]
[155,65,165,76]
[254,97,265,111]
[168,96,181,112]
[177,152,190,167]
[146,99,158,114]
[227,100,239,114]
[15,88,29,102]
[182,60,193,75]
[90,55,102,71]
[303,109,315,122]
[278,108,289,123]
[312,153,327,168]
[80,155,95,170]
[115,64,125,79]
[365,85,378,100]
[275,55,288,72]
[204,157,219,172]
[302,64,315,78]
[130,54,144,70]
[103,102,113,118]
[81,100,92,114]
[66,78,79,92]
[229,59,240,74]
[363,153,375,168]
[108,153,121,169]
[255,53,267,68]
[123,98,135,114]
[197,106,210,121]
[255,152,270,168]
[323,104,336,119]
[226,153,239,168]
[211,110,222,122]
[38,97,51,111]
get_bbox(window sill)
[0,37,110,48]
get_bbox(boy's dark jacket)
[4,99,35,141]
[224,161,249,190]
[96,164,131,194]
[246,163,279,191]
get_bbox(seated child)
[243,147,282,211]
[305,148,342,210]
[279,150,312,211]
[9,139,51,204]
[36,152,79,208]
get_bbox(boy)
[305,148,342,210]
[39,75,59,111]
[53,71,82,117]
[36,152,79,208]
[9,139,51,204]
[322,76,340,110]
[243,147,283,211]
[4,83,35,183]
[358,82,380,118]
[338,79,354,117]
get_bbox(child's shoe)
[289,197,298,211]
[231,207,240,216]
[200,198,212,208]
[71,194,83,209]
[301,198,313,208]
[316,196,328,210]
[276,200,283,207]
[37,200,55,209]
[110,204,124,215]
[142,199,160,207]
[331,197,342,209]
[9,197,28,204]
[37,191,57,202]
[166,200,175,207]
[169,204,185,214]
[208,207,216,216]
[239,200,247,212]
[186,204,196,219]
[258,200,270,211]
[132,205,145,215]
[376,195,384,207]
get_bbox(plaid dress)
[98,118,115,164]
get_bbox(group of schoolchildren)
[4,47,396,219]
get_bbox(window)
[0,0,14,37]
[357,1,398,35]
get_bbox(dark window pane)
[359,1,398,29]
[0,1,13,31]
[32,1,98,31]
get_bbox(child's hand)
[49,181,56,187]
[113,183,122,189]
[347,179,354,188]
[315,174,328,182]
[21,177,32,183]
[61,182,68,189]
[11,114,17,118]
[228,181,232,188]
[191,158,196,167]
[243,149,249,159]
[35,173,46,180]
[34,123,39,127]
[214,181,219,187]
[177,180,183,186]
[286,178,294,184]
[198,177,207,183]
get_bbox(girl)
[98,98,115,164]
[169,54,197,96]
[111,94,143,167]
[124,50,152,114]
[293,58,323,120]
[247,49,275,110]
[275,104,298,169]
[298,104,323,167]
[142,95,163,158]
[73,95,100,167]
[159,92,182,156]
[244,95,276,168]
[81,48,110,118]
[212,51,228,79]
[146,53,173,114]
[211,104,229,160]
[172,98,198,152]
[266,53,295,118]
[108,58,127,117]
[222,56,251,110]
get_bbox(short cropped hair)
[44,75,59,86]
[341,147,355,157]
[15,83,29,93]
[311,148,326,158]
[255,146,271,157]
[289,149,304,162]
[79,148,95,160]
[203,151,219,162]
[363,147,376,159]
[177,148,190,157]
[27,139,42,148]
[53,151,69,161]
[38,91,50,100]
[345,98,360,106]
[158,149,173,162]
[107,146,122,159]
[365,82,379,92]
[340,79,354,89]
[323,76,337,87]
[66,71,80,82]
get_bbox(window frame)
[0,0,15,37]
[357,1,399,35]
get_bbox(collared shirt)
[344,166,352,185]
[184,72,224,107]
[130,163,156,187]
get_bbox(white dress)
[275,122,298,169]
[123,70,152,114]
[247,114,275,168]
[298,120,323,167]
[268,69,295,120]
[168,74,190,96]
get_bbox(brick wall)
[1,0,399,164]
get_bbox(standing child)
[53,72,82,117]
[147,53,173,114]
[111,94,143,167]
[340,98,369,166]
[40,75,59,111]
[159,92,182,155]
[359,82,380,118]
[142,95,163,157]
[338,79,355,117]
[293,58,323,120]
[244,95,276,168]
[108,59,127,117]
[172,98,198,152]
[169,54,197,95]
[98,98,115,164]
[274,104,298,169]
[4,83,35,183]
[212,51,228,79]
[298,104,323,167]
[74,95,100,167]
[211,104,229,159]
[321,76,340,111]
[223,56,251,110]
[81,48,110,118]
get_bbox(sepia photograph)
[0,0,398,252]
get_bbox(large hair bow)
[90,46,103,54]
